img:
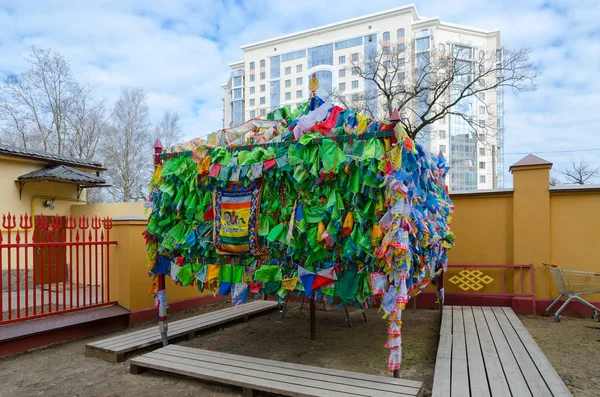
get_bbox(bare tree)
[329,42,539,141]
[560,158,600,185]
[66,84,108,160]
[0,46,77,153]
[154,109,183,149]
[103,87,152,202]
[549,175,561,186]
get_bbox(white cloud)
[0,0,598,184]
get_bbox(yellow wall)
[550,190,600,301]
[109,219,201,311]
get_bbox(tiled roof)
[509,154,552,170]
[18,165,107,185]
[0,144,105,171]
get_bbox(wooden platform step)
[86,300,277,363]
[131,345,424,397]
[432,306,572,397]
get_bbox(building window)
[365,34,375,43]
[439,130,446,139]
[296,64,302,73]
[296,90,302,98]
[352,66,359,76]
[285,79,291,88]
[385,75,391,84]
[260,109,266,116]
[260,96,265,104]
[296,77,302,85]
[479,161,486,170]
[351,93,359,101]
[479,147,485,156]
[439,43,445,54]
[285,92,291,101]
[338,95,345,103]
[383,60,391,69]
[308,44,333,68]
[416,37,430,52]
[285,66,291,75]
[479,50,485,60]
[479,120,486,128]
[439,117,446,125]
[351,80,359,89]
[351,53,359,62]
[440,144,446,153]
[249,86,255,94]
[383,31,390,41]
[399,58,405,67]
[249,74,255,82]
[250,62,255,70]
[382,46,389,54]
[260,59,265,68]
[334,37,363,50]
[260,84,265,92]
[281,50,306,62]
[260,72,265,80]
[270,56,280,78]
[479,92,485,100]
[250,110,256,118]
[479,175,486,184]
[397,28,405,39]
[339,82,346,91]
[453,45,473,59]
[233,88,242,99]
[233,76,242,87]
[397,43,405,52]
[479,78,485,87]
[339,55,346,64]
[479,106,485,115]
[249,98,255,106]
[339,69,345,78]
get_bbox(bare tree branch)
[559,158,600,185]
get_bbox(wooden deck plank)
[163,346,420,395]
[131,346,421,397]
[91,302,273,351]
[491,307,552,396]
[471,307,512,397]
[500,307,572,397]
[167,345,423,389]
[88,301,274,349]
[432,305,452,397]
[463,306,491,397]
[85,300,277,362]
[132,355,351,397]
[482,307,532,397]
[450,306,469,397]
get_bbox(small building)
[0,144,108,217]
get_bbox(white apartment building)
[221,5,504,190]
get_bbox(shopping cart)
[544,264,600,322]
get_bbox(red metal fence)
[442,264,536,314]
[0,213,117,325]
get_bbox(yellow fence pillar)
[510,155,553,300]
[109,216,203,312]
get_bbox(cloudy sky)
[1,0,599,185]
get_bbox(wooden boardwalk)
[432,306,572,397]
[131,344,424,397]
[86,300,277,363]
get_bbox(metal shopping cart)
[544,264,600,322]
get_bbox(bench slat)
[450,306,469,397]
[131,346,422,397]
[161,346,420,395]
[86,300,277,362]
[500,307,572,397]
[472,307,512,397]
[432,305,452,397]
[463,306,491,397]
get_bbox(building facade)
[221,5,504,190]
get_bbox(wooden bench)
[86,300,277,363]
[432,306,572,397]
[130,345,424,397]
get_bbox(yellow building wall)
[550,190,600,301]
[71,202,147,219]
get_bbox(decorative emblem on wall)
[448,269,494,291]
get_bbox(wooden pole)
[310,295,316,340]
[393,370,400,378]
